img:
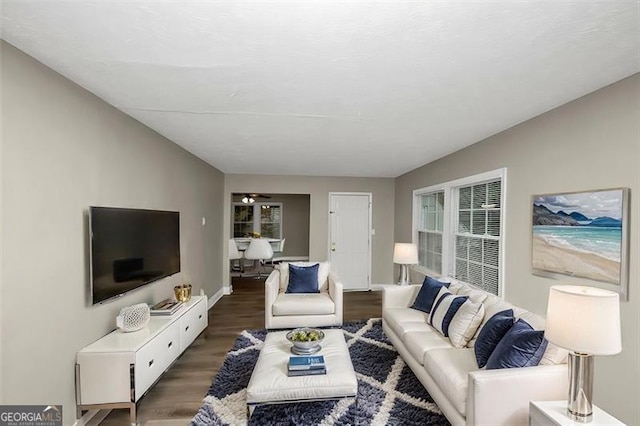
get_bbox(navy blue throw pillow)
[411,276,451,314]
[474,309,515,368]
[286,264,320,294]
[485,319,548,370]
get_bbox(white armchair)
[265,262,343,330]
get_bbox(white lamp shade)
[393,243,418,264]
[545,285,622,355]
[228,239,242,260]
[244,239,274,260]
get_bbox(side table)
[530,401,625,426]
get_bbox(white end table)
[530,401,625,426]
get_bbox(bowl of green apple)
[286,328,325,354]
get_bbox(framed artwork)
[531,188,629,299]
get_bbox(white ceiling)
[2,2,638,178]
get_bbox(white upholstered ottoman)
[246,329,357,414]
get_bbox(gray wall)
[395,74,640,424]
[224,175,395,286]
[231,193,310,257]
[0,42,225,423]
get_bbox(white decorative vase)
[116,303,151,332]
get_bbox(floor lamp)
[545,285,622,423]
[393,243,418,286]
[244,239,274,279]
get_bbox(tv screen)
[90,206,180,304]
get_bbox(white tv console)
[76,296,208,424]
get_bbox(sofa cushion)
[404,331,452,365]
[411,276,451,314]
[286,264,320,293]
[272,292,335,316]
[516,311,568,365]
[474,309,515,368]
[278,262,330,292]
[467,295,522,348]
[486,319,548,369]
[446,279,465,294]
[429,287,469,337]
[456,286,489,304]
[383,307,429,339]
[448,300,485,348]
[423,347,478,416]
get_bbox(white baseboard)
[73,409,111,426]
[207,288,224,310]
[223,285,231,295]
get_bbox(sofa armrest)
[264,269,281,329]
[466,364,568,426]
[328,272,344,325]
[382,284,421,309]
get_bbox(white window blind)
[417,191,444,274]
[454,180,501,295]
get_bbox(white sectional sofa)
[382,280,569,426]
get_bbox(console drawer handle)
[199,314,202,319]
[168,341,173,349]
[148,359,154,367]
[185,326,190,332]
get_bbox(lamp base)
[567,352,594,423]
[567,410,593,423]
[397,264,410,286]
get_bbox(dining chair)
[228,239,243,273]
[244,239,274,279]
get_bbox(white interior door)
[329,193,371,291]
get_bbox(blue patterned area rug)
[191,318,450,425]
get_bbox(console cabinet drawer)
[180,297,207,352]
[134,320,180,400]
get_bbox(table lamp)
[393,243,418,286]
[545,285,621,423]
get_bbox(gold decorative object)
[174,284,192,302]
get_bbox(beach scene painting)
[532,188,628,293]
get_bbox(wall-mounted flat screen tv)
[90,206,180,304]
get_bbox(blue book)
[288,355,326,370]
[288,367,327,377]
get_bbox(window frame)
[232,202,283,239]
[412,168,507,296]
[415,190,446,275]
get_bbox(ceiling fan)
[234,193,272,204]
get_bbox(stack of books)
[150,299,183,316]
[287,355,326,376]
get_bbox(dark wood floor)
[101,277,382,425]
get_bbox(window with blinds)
[260,204,282,238]
[233,205,254,237]
[454,180,501,295]
[412,169,505,296]
[232,203,283,238]
[417,191,444,274]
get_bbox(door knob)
[331,242,336,252]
